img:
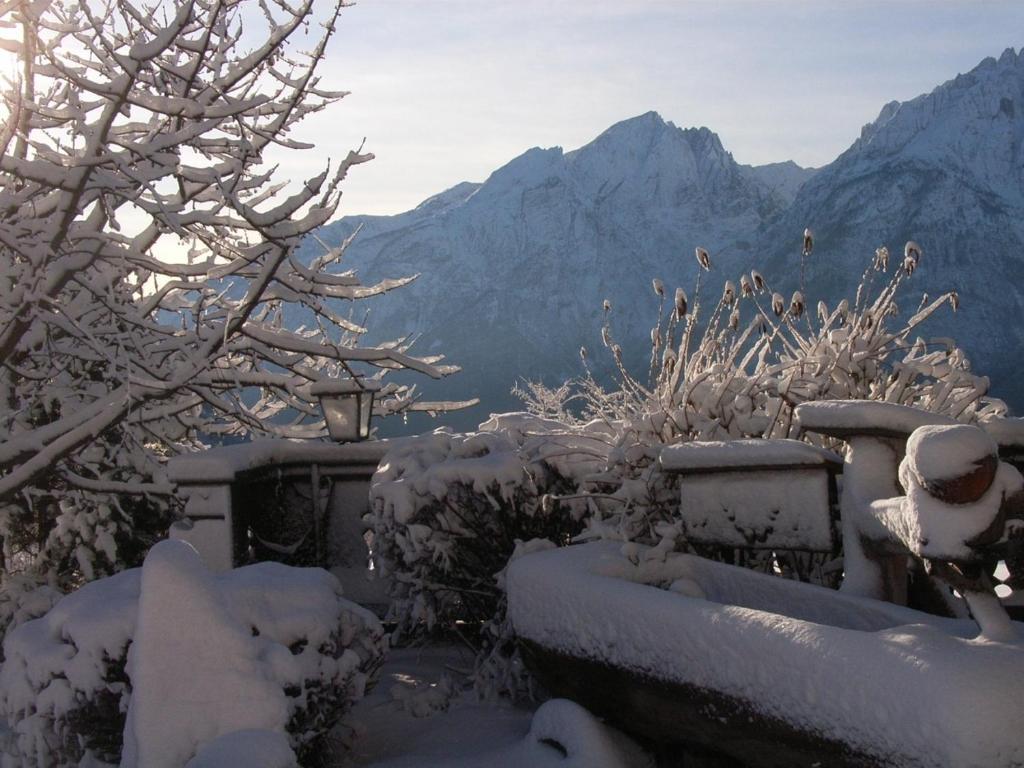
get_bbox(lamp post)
[310,379,381,442]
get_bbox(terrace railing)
[167,439,393,612]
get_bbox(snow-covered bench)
[168,439,393,609]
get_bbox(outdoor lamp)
[310,379,381,442]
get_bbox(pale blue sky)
[284,1,1024,215]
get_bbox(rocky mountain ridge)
[313,47,1024,431]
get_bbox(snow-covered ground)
[339,645,533,767]
[339,645,651,768]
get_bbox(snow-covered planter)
[507,540,1024,768]
[0,544,385,767]
[370,422,600,636]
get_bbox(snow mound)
[524,699,653,768]
[660,438,840,471]
[981,416,1024,448]
[363,694,653,768]
[184,729,297,768]
[0,542,384,767]
[904,423,997,487]
[796,399,958,437]
[122,541,291,767]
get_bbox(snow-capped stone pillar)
[169,484,236,572]
[795,401,958,603]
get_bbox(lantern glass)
[311,380,379,442]
[321,394,360,441]
[359,390,374,439]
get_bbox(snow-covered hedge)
[369,420,604,636]
[0,544,385,767]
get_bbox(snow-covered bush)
[369,418,606,637]
[520,242,1005,563]
[0,568,138,765]
[0,574,62,661]
[0,544,384,767]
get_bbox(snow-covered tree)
[0,0,454,588]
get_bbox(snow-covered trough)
[509,414,1024,767]
[507,540,1024,768]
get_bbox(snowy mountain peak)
[560,112,760,207]
[313,112,790,430]
[998,45,1021,66]
[586,110,673,145]
[413,181,481,214]
[847,46,1023,174]
[569,112,732,168]
[684,125,729,157]
[762,47,1024,411]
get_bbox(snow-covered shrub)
[369,419,605,636]
[0,574,62,661]
[0,568,139,765]
[517,242,1005,576]
[0,545,384,767]
[474,537,561,701]
[0,430,173,621]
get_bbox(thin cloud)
[274,1,1024,215]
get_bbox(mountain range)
[313,47,1024,432]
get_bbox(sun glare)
[0,25,20,119]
